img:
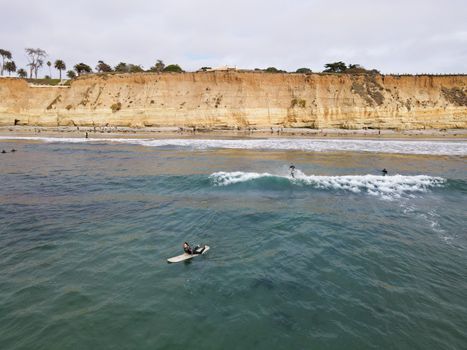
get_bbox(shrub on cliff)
[17,68,27,78]
[346,64,380,75]
[128,64,144,73]
[114,62,128,72]
[67,70,76,79]
[264,67,287,73]
[111,102,122,113]
[163,64,184,73]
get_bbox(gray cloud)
[1,0,466,76]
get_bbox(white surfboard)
[167,245,210,263]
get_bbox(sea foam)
[209,171,446,199]
[1,136,466,155]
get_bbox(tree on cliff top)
[128,64,144,73]
[17,68,27,78]
[323,61,347,73]
[74,63,92,76]
[96,60,113,73]
[163,64,184,73]
[54,60,66,80]
[4,61,16,76]
[114,62,129,72]
[25,48,47,79]
[0,49,12,76]
[114,62,144,73]
[149,60,165,72]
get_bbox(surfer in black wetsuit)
[289,165,296,178]
[183,242,205,255]
[382,168,388,176]
[183,242,193,254]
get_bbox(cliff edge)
[0,72,465,129]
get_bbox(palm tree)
[47,61,52,78]
[0,49,12,76]
[4,61,16,75]
[54,60,66,79]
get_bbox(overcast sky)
[1,0,466,75]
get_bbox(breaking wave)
[209,171,446,199]
[1,136,466,155]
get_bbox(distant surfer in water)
[289,165,296,178]
[382,168,388,176]
[183,242,206,255]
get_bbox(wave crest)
[209,171,446,199]
[1,136,466,155]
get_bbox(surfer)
[183,242,206,255]
[289,165,296,178]
[382,168,388,176]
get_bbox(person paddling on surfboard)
[183,242,206,255]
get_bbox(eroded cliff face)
[0,72,465,129]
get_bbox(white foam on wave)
[210,171,446,199]
[1,136,466,155]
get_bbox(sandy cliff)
[0,72,465,129]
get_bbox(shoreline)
[1,126,466,141]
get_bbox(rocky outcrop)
[0,72,465,129]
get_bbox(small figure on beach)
[11,149,16,152]
[85,132,89,139]
[183,242,206,255]
[382,168,388,176]
[289,165,296,178]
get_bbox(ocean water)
[0,137,466,350]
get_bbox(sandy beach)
[1,125,466,140]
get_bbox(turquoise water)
[0,137,466,349]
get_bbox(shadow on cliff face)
[442,87,467,106]
[351,75,385,106]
